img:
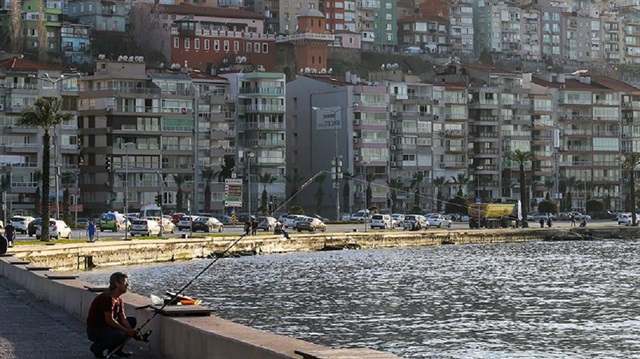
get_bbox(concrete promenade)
[0,275,160,359]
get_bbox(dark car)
[256,216,279,231]
[27,218,42,237]
[191,217,224,233]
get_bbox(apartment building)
[66,0,126,32]
[520,3,541,61]
[474,1,522,58]
[244,0,320,34]
[0,57,80,216]
[561,12,601,64]
[358,0,397,51]
[397,14,448,53]
[21,0,63,58]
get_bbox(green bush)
[409,205,423,214]
[537,200,558,214]
[445,196,468,215]
[586,199,604,214]
[289,206,304,215]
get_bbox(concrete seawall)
[1,226,633,359]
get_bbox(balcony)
[245,139,285,147]
[238,122,285,131]
[238,104,285,113]
[238,87,284,96]
[4,144,40,153]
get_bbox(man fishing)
[86,272,144,358]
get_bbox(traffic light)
[155,194,162,206]
[105,156,112,172]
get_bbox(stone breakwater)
[8,226,636,271]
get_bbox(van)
[130,219,162,236]
[99,212,128,232]
[370,214,393,229]
[402,46,422,54]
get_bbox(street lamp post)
[584,170,588,217]
[476,166,483,228]
[247,152,255,216]
[123,142,134,240]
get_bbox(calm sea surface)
[80,240,640,358]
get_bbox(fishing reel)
[136,329,152,343]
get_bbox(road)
[10,219,620,244]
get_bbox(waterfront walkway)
[0,275,160,359]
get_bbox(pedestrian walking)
[87,220,97,242]
[4,222,15,247]
[539,218,544,228]
[251,220,258,235]
[547,217,552,228]
[570,214,576,227]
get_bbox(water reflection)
[80,240,640,358]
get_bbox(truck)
[468,201,522,229]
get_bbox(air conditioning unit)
[354,155,361,161]
[390,145,396,150]
[391,111,397,116]
[0,104,4,111]
[622,133,631,138]
[440,163,446,168]
[391,161,397,166]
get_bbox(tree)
[622,152,640,226]
[127,2,168,63]
[445,196,468,216]
[219,155,235,181]
[314,172,326,214]
[201,167,216,213]
[563,176,579,212]
[32,170,42,217]
[258,173,277,215]
[61,173,75,224]
[537,200,557,215]
[410,171,425,208]
[433,176,447,212]
[511,150,534,220]
[386,178,403,212]
[365,172,377,210]
[586,199,604,215]
[9,0,22,53]
[172,174,189,213]
[283,173,303,208]
[18,98,72,241]
[449,173,470,197]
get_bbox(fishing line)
[106,231,250,358]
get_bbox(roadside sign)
[224,178,243,207]
[230,213,237,222]
[476,197,481,204]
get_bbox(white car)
[130,219,162,236]
[618,213,633,225]
[11,215,34,234]
[425,214,452,228]
[35,219,72,240]
[391,214,405,227]
[283,215,306,229]
[370,214,394,229]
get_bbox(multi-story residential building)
[534,0,563,59]
[221,71,286,214]
[397,14,448,53]
[60,22,92,65]
[66,0,127,32]
[474,1,522,58]
[602,12,623,64]
[21,0,63,59]
[358,0,397,51]
[561,12,601,64]
[520,3,541,61]
[160,4,277,72]
[0,57,80,217]
[245,0,319,34]
[449,0,474,57]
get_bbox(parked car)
[618,213,633,225]
[425,214,452,228]
[391,214,405,227]
[191,217,224,233]
[27,218,42,237]
[403,215,429,230]
[296,217,327,232]
[350,211,370,221]
[35,219,72,240]
[11,215,34,234]
[99,212,129,232]
[340,213,352,221]
[283,215,306,229]
[216,215,233,224]
[170,212,185,224]
[75,217,89,229]
[177,216,199,231]
[145,216,176,234]
[130,219,162,236]
[569,212,591,221]
[370,214,394,229]
[257,216,279,232]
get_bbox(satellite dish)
[328,68,333,74]
[320,68,327,74]
[241,56,247,63]
[98,54,106,60]
[386,63,392,70]
[311,68,318,73]
[380,64,385,70]
[300,68,304,73]
[223,58,228,64]
[235,56,242,63]
[128,56,134,62]
[117,56,123,61]
[305,67,311,73]
[392,63,399,69]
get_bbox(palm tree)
[201,167,217,213]
[61,173,75,224]
[433,176,447,212]
[622,152,640,226]
[32,170,42,217]
[219,155,235,181]
[342,172,353,214]
[386,178,403,212]
[602,183,614,210]
[283,173,303,207]
[365,172,378,210]
[258,173,277,214]
[410,171,425,208]
[563,176,578,212]
[18,98,72,241]
[314,172,326,214]
[543,179,554,200]
[0,176,10,224]
[511,149,534,220]
[450,173,470,197]
[172,174,189,213]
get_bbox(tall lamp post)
[476,166,483,228]
[247,152,255,216]
[312,106,343,221]
[123,142,135,240]
[583,170,588,217]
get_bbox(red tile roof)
[0,57,66,71]
[158,4,263,20]
[531,77,609,91]
[462,63,515,74]
[592,75,640,92]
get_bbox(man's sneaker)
[90,343,105,358]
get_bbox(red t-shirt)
[86,291,124,327]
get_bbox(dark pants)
[87,316,137,354]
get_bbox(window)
[234,41,239,52]
[194,38,200,49]
[204,39,210,50]
[214,40,220,51]
[184,38,190,49]
[88,2,92,11]
[262,43,268,53]
[173,37,179,48]
[223,40,229,51]
[246,42,252,52]
[255,43,261,53]
[79,3,84,12]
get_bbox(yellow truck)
[468,202,521,229]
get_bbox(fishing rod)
[269,170,325,216]
[106,231,250,358]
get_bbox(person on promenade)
[546,217,552,228]
[251,220,258,235]
[244,221,251,235]
[4,222,15,247]
[570,214,576,227]
[86,272,143,358]
[539,218,544,228]
[87,220,97,242]
[580,219,587,227]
